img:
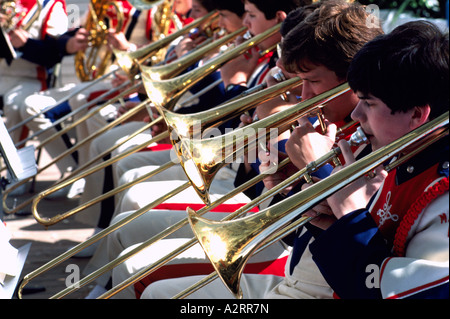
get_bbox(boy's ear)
[411,105,431,129]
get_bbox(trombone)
[186,111,449,298]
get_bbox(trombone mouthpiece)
[243,31,252,40]
[273,70,287,82]
[348,127,369,146]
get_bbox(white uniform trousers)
[113,239,287,299]
[67,80,124,167]
[114,163,188,219]
[140,272,283,299]
[21,83,81,175]
[1,75,42,143]
[113,162,241,223]
[113,149,177,189]
[75,121,152,226]
[140,228,334,300]
[139,239,333,300]
[111,150,177,218]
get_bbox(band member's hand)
[8,28,29,48]
[286,117,337,170]
[326,139,387,219]
[117,101,137,116]
[0,13,8,26]
[117,101,147,123]
[260,149,299,194]
[111,72,129,88]
[238,112,253,128]
[149,105,169,140]
[66,28,89,54]
[301,177,337,230]
[107,28,131,51]
[175,36,206,58]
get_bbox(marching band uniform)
[309,137,449,299]
[1,0,68,143]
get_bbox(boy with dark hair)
[308,20,449,299]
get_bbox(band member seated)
[307,20,449,299]
[135,0,385,299]
[1,0,68,145]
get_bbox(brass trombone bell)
[114,10,219,78]
[175,82,351,205]
[188,112,449,298]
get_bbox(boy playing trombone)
[307,20,449,299]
